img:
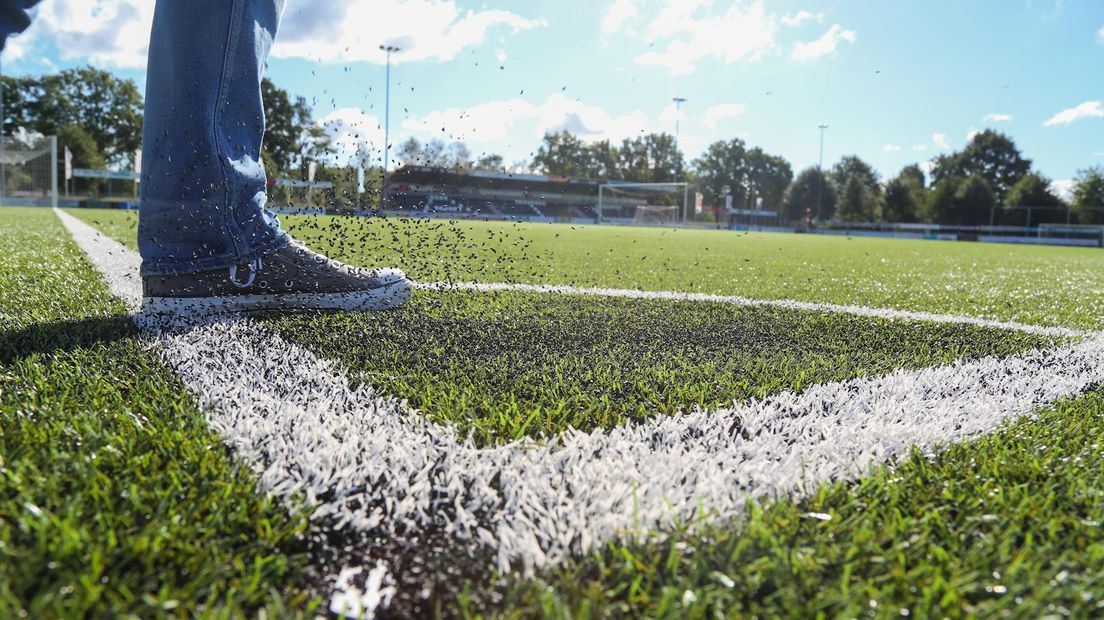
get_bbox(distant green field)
[75,208,1104,330]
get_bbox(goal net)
[1,132,58,207]
[1036,224,1104,248]
[597,182,689,225]
[633,204,679,225]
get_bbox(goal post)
[1,132,59,208]
[597,182,690,225]
[1036,223,1104,247]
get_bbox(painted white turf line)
[417,281,1087,339]
[59,209,1104,583]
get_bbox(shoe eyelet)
[258,280,269,289]
[285,279,295,288]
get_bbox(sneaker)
[142,240,413,314]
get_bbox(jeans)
[0,0,38,48]
[1,0,290,276]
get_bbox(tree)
[588,140,620,180]
[532,131,593,177]
[533,131,684,182]
[396,138,425,167]
[692,139,792,212]
[261,78,313,174]
[392,137,472,169]
[55,124,106,195]
[693,138,748,207]
[923,175,995,225]
[829,155,881,220]
[32,67,143,166]
[744,148,793,215]
[1,75,39,135]
[783,167,835,223]
[837,174,870,222]
[930,130,1030,202]
[1004,172,1065,226]
[881,175,921,223]
[830,155,880,195]
[3,68,143,167]
[615,133,683,182]
[473,153,504,171]
[1071,166,1104,225]
[898,163,926,189]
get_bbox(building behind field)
[384,166,677,224]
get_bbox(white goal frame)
[597,182,690,225]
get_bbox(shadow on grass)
[0,315,136,365]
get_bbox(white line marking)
[58,208,1104,580]
[417,281,1087,338]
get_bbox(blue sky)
[4,0,1103,192]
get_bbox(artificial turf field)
[4,206,1104,617]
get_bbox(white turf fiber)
[58,209,1104,579]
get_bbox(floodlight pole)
[379,44,402,211]
[672,97,686,183]
[816,123,829,221]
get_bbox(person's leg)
[0,0,41,51]
[139,0,289,276]
[139,0,412,314]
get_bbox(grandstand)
[384,166,656,223]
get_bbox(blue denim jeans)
[0,1,38,46]
[2,0,290,276]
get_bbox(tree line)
[5,66,1103,223]
[531,128,1104,227]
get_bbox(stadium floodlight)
[379,43,404,210]
[597,181,690,226]
[672,97,687,182]
[816,123,829,220]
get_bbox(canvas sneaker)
[142,240,413,314]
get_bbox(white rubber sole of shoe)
[142,279,414,315]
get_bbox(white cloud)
[8,0,154,68]
[495,49,508,63]
[1098,25,1104,43]
[883,144,902,153]
[401,93,651,146]
[634,1,779,75]
[601,0,638,34]
[274,0,544,64]
[966,127,980,141]
[932,132,950,149]
[316,108,386,166]
[781,10,823,27]
[1043,100,1104,127]
[983,113,1013,123]
[791,24,856,61]
[6,0,541,69]
[658,102,684,125]
[911,143,928,152]
[1051,179,1076,201]
[700,103,747,130]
